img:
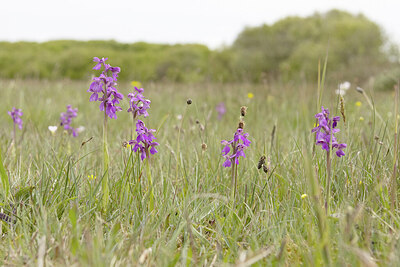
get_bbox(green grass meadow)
[0,78,399,266]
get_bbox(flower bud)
[263,164,269,174]
[241,106,247,117]
[201,143,207,151]
[356,87,364,94]
[257,155,266,169]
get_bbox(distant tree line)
[0,10,398,83]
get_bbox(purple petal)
[321,143,329,151]
[150,146,158,154]
[89,93,98,102]
[222,145,230,155]
[223,159,231,168]
[140,151,146,161]
[93,63,102,70]
[336,150,345,157]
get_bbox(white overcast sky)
[1,0,399,48]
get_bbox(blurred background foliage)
[0,10,399,86]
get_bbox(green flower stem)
[13,123,16,147]
[230,140,238,205]
[325,150,331,214]
[102,107,109,211]
[176,105,189,191]
[146,154,154,211]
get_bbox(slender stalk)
[131,111,137,140]
[146,154,154,211]
[392,138,398,212]
[234,163,238,199]
[391,85,399,212]
[131,113,137,182]
[358,88,384,123]
[102,104,109,211]
[230,141,238,203]
[131,114,135,140]
[176,105,188,187]
[13,124,16,147]
[325,150,331,214]
[231,159,235,191]
[12,123,17,157]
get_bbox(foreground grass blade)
[0,146,10,198]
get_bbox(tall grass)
[0,79,399,265]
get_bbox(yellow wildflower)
[355,101,362,107]
[359,116,364,121]
[247,93,254,99]
[88,175,96,180]
[301,194,308,199]
[131,81,142,88]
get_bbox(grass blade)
[0,146,10,198]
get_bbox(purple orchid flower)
[93,57,108,70]
[88,57,123,119]
[60,105,78,137]
[312,106,347,157]
[129,120,159,161]
[221,128,251,167]
[216,102,226,120]
[127,87,151,119]
[8,107,23,130]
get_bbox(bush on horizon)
[0,9,398,84]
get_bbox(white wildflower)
[335,81,351,96]
[77,126,85,133]
[339,81,351,90]
[48,126,58,135]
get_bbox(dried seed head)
[199,124,205,131]
[263,156,271,174]
[241,106,247,117]
[257,155,266,169]
[263,164,269,174]
[340,96,346,123]
[187,99,192,105]
[201,143,207,151]
[195,119,200,124]
[238,120,245,129]
[81,137,93,147]
[356,87,364,94]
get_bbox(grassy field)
[0,78,399,266]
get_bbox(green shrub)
[0,10,395,83]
